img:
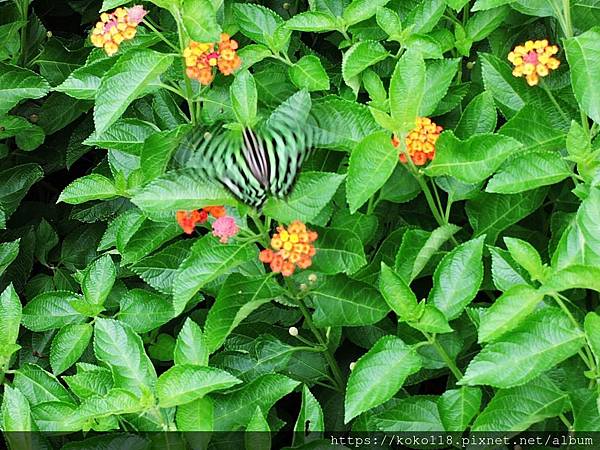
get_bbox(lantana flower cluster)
[259,221,317,277]
[90,5,147,56]
[392,117,443,166]
[508,39,560,86]
[176,206,238,243]
[184,33,241,85]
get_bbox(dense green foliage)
[2,0,600,447]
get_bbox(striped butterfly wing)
[182,121,316,208]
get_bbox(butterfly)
[179,91,324,209]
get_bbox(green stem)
[562,0,574,38]
[142,19,180,52]
[552,293,595,370]
[541,82,570,124]
[157,83,187,99]
[296,295,345,391]
[366,192,378,215]
[559,413,574,431]
[174,14,197,126]
[18,1,29,66]
[423,332,463,381]
[339,27,351,42]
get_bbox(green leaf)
[293,385,324,445]
[285,11,338,32]
[312,96,380,151]
[49,324,93,375]
[403,0,446,34]
[84,119,158,154]
[0,62,50,116]
[55,57,114,100]
[503,236,544,281]
[478,285,544,343]
[566,120,590,161]
[66,388,144,429]
[93,318,156,395]
[564,27,600,124]
[58,174,117,204]
[472,375,568,431]
[466,6,509,41]
[389,50,426,132]
[0,284,21,368]
[342,41,388,88]
[174,317,209,366]
[0,164,44,218]
[176,397,213,431]
[82,254,116,307]
[379,263,421,321]
[14,363,75,405]
[420,59,459,116]
[397,224,460,282]
[263,171,344,223]
[347,131,398,213]
[94,49,173,133]
[345,335,421,422]
[230,70,258,126]
[311,227,367,275]
[289,55,330,91]
[330,209,379,245]
[376,7,402,39]
[233,4,285,48]
[182,0,221,42]
[375,396,444,431]
[486,150,571,194]
[213,373,299,431]
[425,131,522,184]
[246,407,270,450]
[173,237,257,315]
[343,0,391,26]
[460,308,585,388]
[204,274,285,353]
[141,125,193,182]
[466,188,547,244]
[437,387,482,432]
[1,385,34,432]
[498,104,566,153]
[311,274,389,327]
[429,236,484,320]
[121,220,181,265]
[21,291,84,332]
[480,52,528,116]
[238,44,273,71]
[157,365,241,408]
[118,289,174,333]
[455,91,497,139]
[131,240,192,295]
[131,169,236,217]
[542,265,600,294]
[413,305,453,334]
[0,239,20,277]
[489,246,529,291]
[585,312,600,363]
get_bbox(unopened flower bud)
[29,114,38,123]
[299,283,307,291]
[289,326,299,337]
[283,2,290,9]
[308,273,317,284]
[349,362,356,371]
[46,31,53,38]
[466,61,475,70]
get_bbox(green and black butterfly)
[179,91,326,208]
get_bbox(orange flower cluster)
[259,221,318,277]
[176,206,226,234]
[184,33,241,85]
[392,117,442,166]
[90,5,147,56]
[508,39,560,86]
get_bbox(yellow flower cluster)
[184,33,241,85]
[392,117,442,166]
[508,39,560,86]
[90,5,147,56]
[259,221,318,277]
